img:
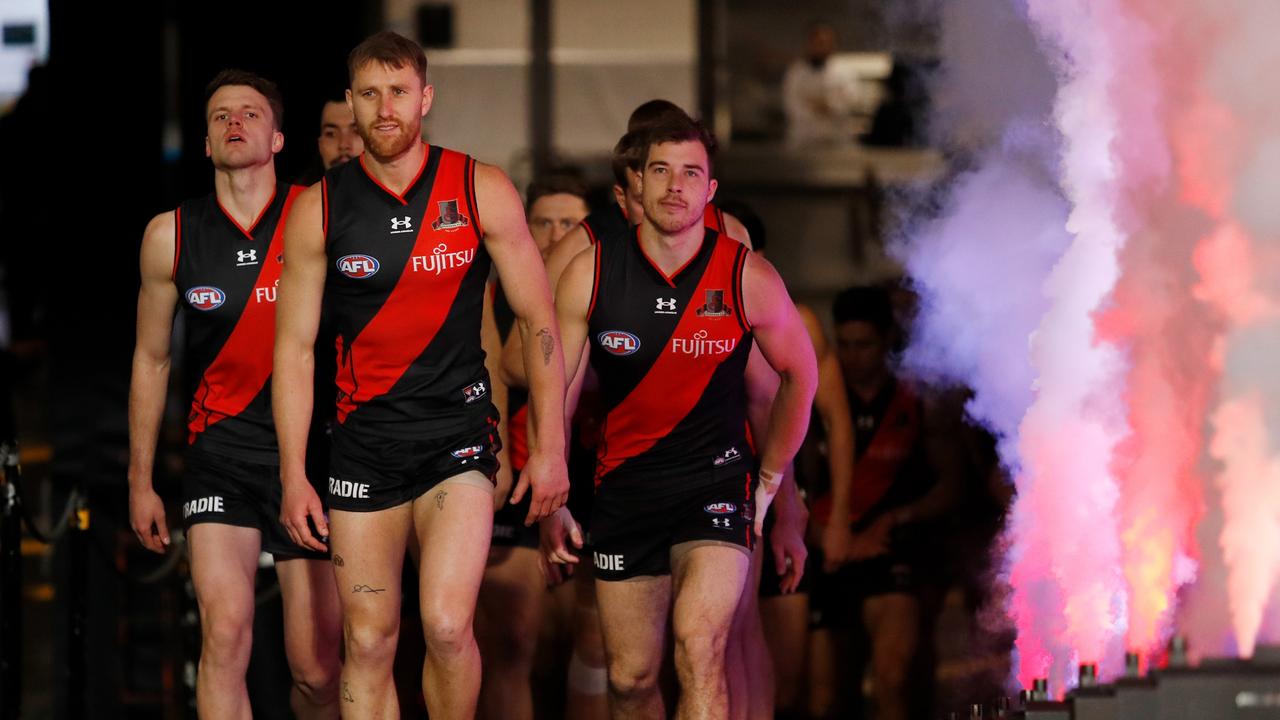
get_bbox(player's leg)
[476,539,544,720]
[726,545,772,720]
[670,541,752,720]
[328,504,413,719]
[188,522,263,720]
[760,591,809,719]
[566,563,610,720]
[260,462,343,720]
[412,471,494,720]
[275,556,343,719]
[595,575,672,719]
[862,592,920,720]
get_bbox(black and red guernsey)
[587,227,753,484]
[174,183,304,463]
[322,146,494,438]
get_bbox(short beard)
[361,120,417,161]
[643,199,701,236]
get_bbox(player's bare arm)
[476,162,569,524]
[271,183,330,552]
[537,246,595,568]
[743,347,809,593]
[481,283,515,510]
[741,252,819,538]
[541,222,593,299]
[796,304,857,570]
[721,211,754,250]
[128,211,179,554]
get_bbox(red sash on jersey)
[334,149,479,423]
[815,381,922,525]
[187,185,304,442]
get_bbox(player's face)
[639,140,717,235]
[834,320,889,386]
[349,61,433,161]
[318,101,363,169]
[528,193,589,253]
[204,85,283,171]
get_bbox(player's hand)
[539,552,573,587]
[847,515,893,561]
[540,505,583,568]
[821,522,856,572]
[279,477,329,552]
[129,486,170,554]
[770,507,809,594]
[492,462,514,512]
[515,448,569,526]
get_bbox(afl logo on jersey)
[704,502,736,515]
[337,254,380,279]
[186,286,226,311]
[598,330,640,356]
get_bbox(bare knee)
[289,657,341,705]
[200,609,253,672]
[607,655,661,700]
[675,623,731,676]
[422,605,475,659]
[345,616,400,669]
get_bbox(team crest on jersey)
[432,199,471,231]
[704,502,736,515]
[186,286,226,311]
[696,289,733,317]
[451,445,484,459]
[598,330,641,356]
[337,254,380,279]
[462,381,488,404]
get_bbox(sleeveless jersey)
[581,203,629,246]
[704,204,727,234]
[174,183,303,463]
[813,377,929,527]
[323,146,495,438]
[587,228,753,484]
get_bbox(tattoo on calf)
[536,327,554,366]
[343,681,354,703]
[436,490,447,510]
[352,584,386,594]
[332,554,344,567]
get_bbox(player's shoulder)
[143,210,177,244]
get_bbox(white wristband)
[758,468,784,493]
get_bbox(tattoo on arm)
[352,584,386,594]
[343,681,354,703]
[332,554,344,567]
[536,327,554,367]
[436,490,447,510]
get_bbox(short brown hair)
[527,173,590,212]
[620,114,717,181]
[204,69,284,129]
[627,99,688,132]
[611,100,692,186]
[348,31,428,87]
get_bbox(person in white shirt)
[782,23,861,147]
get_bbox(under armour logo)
[390,216,413,234]
[655,297,678,315]
[712,517,731,529]
[236,249,258,266]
